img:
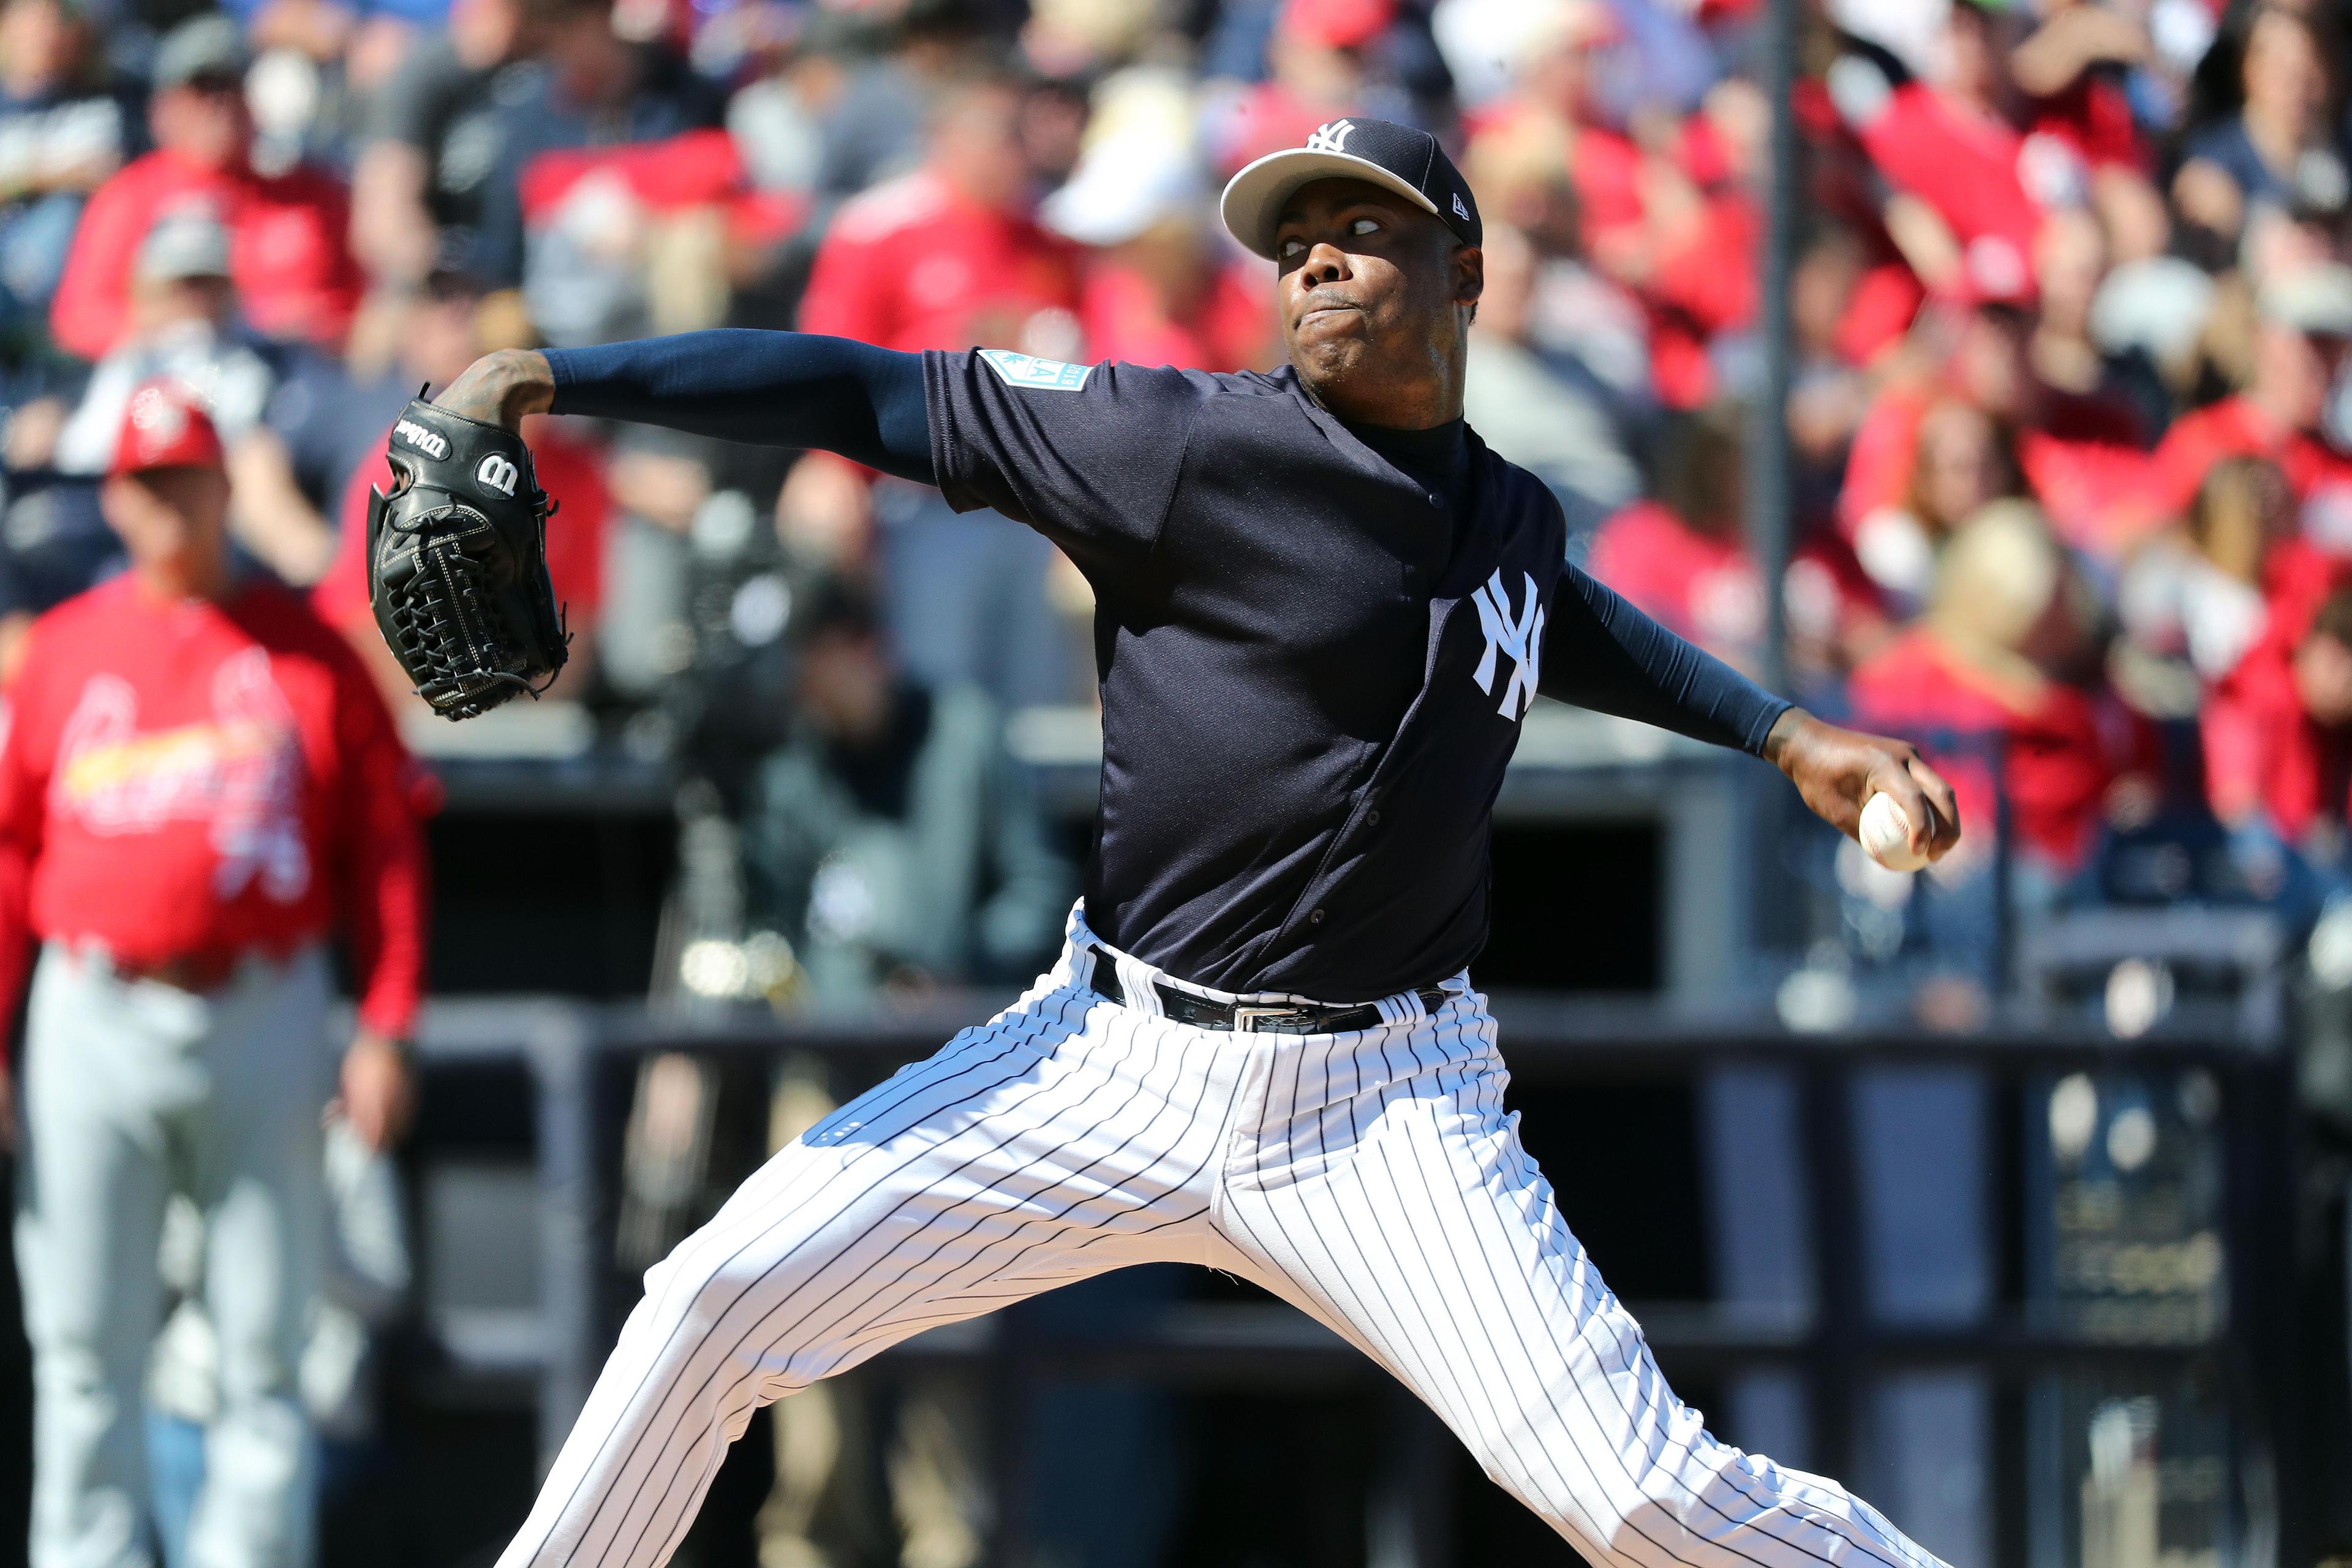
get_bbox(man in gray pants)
[0,384,430,1568]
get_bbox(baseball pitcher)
[383,121,1964,1567]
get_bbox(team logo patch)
[394,418,450,460]
[1471,570,1544,722]
[128,386,187,442]
[477,453,521,496]
[979,349,1094,393]
[1452,192,1471,221]
[1306,118,1356,154]
[53,650,311,903]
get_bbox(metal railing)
[409,993,2302,1568]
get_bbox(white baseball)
[1858,791,1931,872]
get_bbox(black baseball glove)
[367,398,568,720]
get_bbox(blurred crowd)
[6,0,2351,1561]
[0,0,2350,998]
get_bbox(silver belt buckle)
[1230,1005,1298,1034]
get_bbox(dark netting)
[386,508,552,720]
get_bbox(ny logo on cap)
[1305,119,1357,154]
[1471,569,1544,721]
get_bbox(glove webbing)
[385,508,567,720]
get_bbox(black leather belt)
[1086,946,1449,1035]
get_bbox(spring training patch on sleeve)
[978,349,1094,392]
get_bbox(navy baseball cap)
[1221,117,1482,259]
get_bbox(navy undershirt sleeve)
[544,330,935,485]
[1540,565,1793,756]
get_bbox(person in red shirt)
[1212,0,1395,176]
[1847,391,2022,613]
[2007,0,2169,264]
[1850,501,2154,887]
[1039,121,1275,374]
[794,70,1084,708]
[2198,551,2352,903]
[47,15,364,361]
[1588,403,1764,664]
[0,383,428,1568]
[1849,0,2096,318]
[2138,263,2352,533]
[1842,295,2152,558]
[1462,2,1756,405]
[1463,2,1642,255]
[798,73,1081,361]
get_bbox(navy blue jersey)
[545,329,1790,1000]
[925,349,1787,1000]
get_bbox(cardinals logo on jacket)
[51,649,310,902]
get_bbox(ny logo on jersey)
[1471,570,1544,721]
[477,453,520,497]
[1305,119,1357,154]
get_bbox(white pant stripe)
[496,908,1951,1568]
[537,999,1087,1567]
[1215,1028,1572,1533]
[1232,1025,1543,1504]
[608,994,1223,1568]
[1357,1027,1630,1548]
[584,993,1140,1568]
[1454,1001,1926,1568]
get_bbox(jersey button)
[1366,810,1381,827]
[1310,908,1327,925]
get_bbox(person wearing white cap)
[2137,259,2352,532]
[1041,121,1271,372]
[48,205,339,586]
[419,115,1963,1568]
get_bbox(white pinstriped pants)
[498,908,1950,1568]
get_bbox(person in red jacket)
[1850,501,2155,889]
[2199,552,2352,908]
[2137,263,2352,534]
[1586,402,1765,663]
[0,382,428,1568]
[793,68,1085,708]
[1852,0,2052,305]
[47,15,364,361]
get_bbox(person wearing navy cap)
[431,119,1964,1568]
[1221,114,1485,255]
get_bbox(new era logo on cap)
[1219,116,1482,260]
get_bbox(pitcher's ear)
[1453,243,1484,309]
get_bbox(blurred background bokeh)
[0,0,2346,1563]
